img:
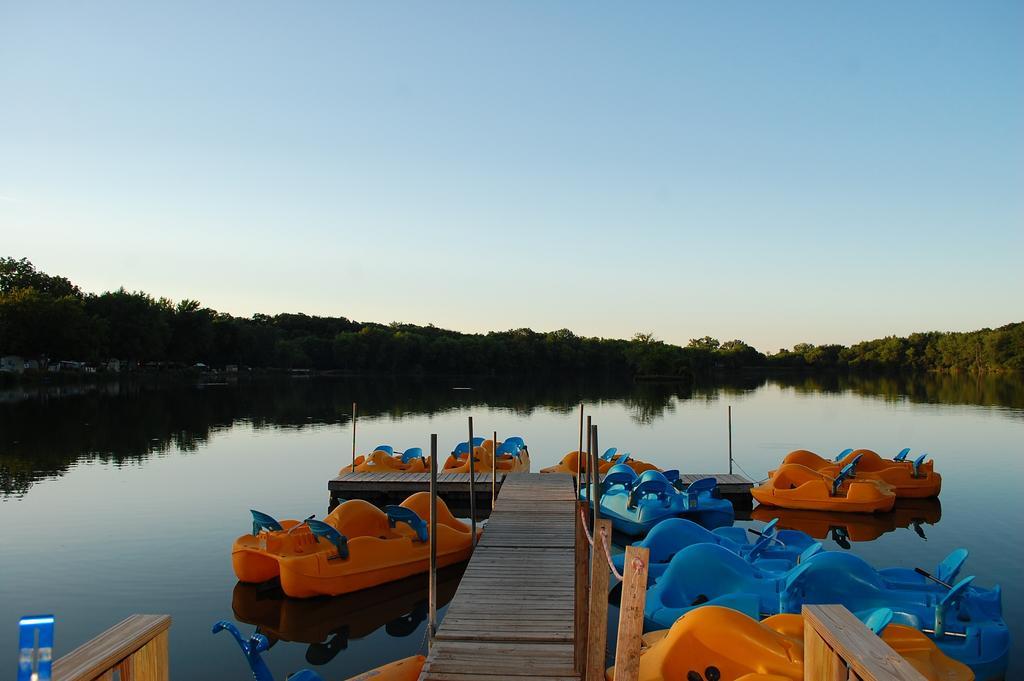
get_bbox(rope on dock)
[579,504,645,582]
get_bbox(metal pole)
[591,424,600,534]
[491,430,498,509]
[428,434,438,643]
[468,416,476,546]
[577,403,584,494]
[585,415,592,505]
[728,405,733,475]
[350,402,357,472]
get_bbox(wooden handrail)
[53,614,171,681]
[803,605,926,681]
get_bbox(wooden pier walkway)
[419,473,580,681]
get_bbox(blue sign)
[18,615,54,681]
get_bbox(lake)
[1,373,1021,680]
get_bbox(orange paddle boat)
[752,457,896,513]
[232,492,478,598]
[347,445,431,474]
[442,438,530,473]
[607,605,972,681]
[540,448,661,475]
[778,448,941,498]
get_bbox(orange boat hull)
[752,463,896,513]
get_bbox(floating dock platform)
[328,469,754,513]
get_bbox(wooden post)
[351,401,358,472]
[574,500,590,675]
[585,415,592,505]
[428,434,438,644]
[612,545,650,681]
[491,430,498,509]
[577,402,584,494]
[468,416,476,546]
[591,424,600,534]
[585,518,612,681]
[727,405,733,475]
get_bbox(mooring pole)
[728,405,733,475]
[468,416,476,546]
[577,403,584,494]
[584,415,593,506]
[428,434,438,643]
[491,429,498,509]
[591,424,600,534]
[350,402,358,472]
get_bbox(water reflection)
[2,373,1022,496]
[231,564,464,666]
[751,498,943,547]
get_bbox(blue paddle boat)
[643,543,1007,679]
[583,465,734,536]
[613,517,823,584]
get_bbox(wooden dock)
[328,469,754,513]
[329,471,506,514]
[419,473,580,681]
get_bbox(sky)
[1,1,1022,352]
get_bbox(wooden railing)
[53,614,171,681]
[803,605,927,681]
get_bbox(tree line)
[1,257,1021,376]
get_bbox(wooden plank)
[803,605,927,681]
[52,614,171,681]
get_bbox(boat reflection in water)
[751,498,942,548]
[231,563,465,665]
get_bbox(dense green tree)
[0,258,1021,376]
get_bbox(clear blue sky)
[1,2,1021,352]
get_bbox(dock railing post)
[468,416,476,547]
[612,545,650,681]
[728,405,733,475]
[591,424,600,534]
[428,434,438,644]
[350,401,358,473]
[574,500,591,675]
[491,430,497,509]
[802,604,928,681]
[585,518,612,681]
[577,402,584,494]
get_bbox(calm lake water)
[1,374,1021,680]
